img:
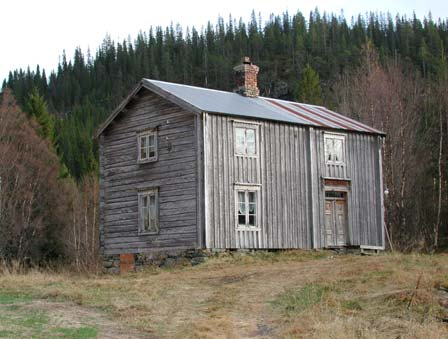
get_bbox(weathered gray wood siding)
[204,113,384,249]
[100,90,199,255]
[312,130,383,248]
[204,113,313,249]
[347,133,383,247]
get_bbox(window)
[324,134,345,164]
[138,189,159,234]
[234,124,257,156]
[138,130,157,162]
[235,186,260,228]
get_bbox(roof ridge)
[143,78,247,96]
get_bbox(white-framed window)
[235,185,260,229]
[138,189,159,234]
[234,122,258,157]
[324,133,346,164]
[138,130,158,163]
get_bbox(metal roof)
[143,79,384,135]
[95,79,384,138]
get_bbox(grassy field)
[0,251,447,338]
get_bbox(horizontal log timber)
[100,90,200,253]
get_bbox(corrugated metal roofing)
[143,79,384,135]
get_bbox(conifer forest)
[1,9,448,265]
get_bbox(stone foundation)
[102,249,211,274]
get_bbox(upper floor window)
[138,189,159,234]
[138,130,157,163]
[234,123,258,156]
[324,134,345,164]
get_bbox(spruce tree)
[293,64,323,105]
[25,87,55,143]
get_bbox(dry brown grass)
[0,251,447,338]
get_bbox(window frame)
[234,184,261,230]
[137,129,158,163]
[233,122,259,158]
[324,133,346,165]
[138,188,160,235]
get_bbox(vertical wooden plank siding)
[319,132,383,248]
[204,114,313,249]
[378,137,386,248]
[101,90,199,255]
[203,113,384,249]
[309,128,320,248]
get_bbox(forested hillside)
[2,9,448,253]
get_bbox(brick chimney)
[233,57,259,97]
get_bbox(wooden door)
[324,192,347,247]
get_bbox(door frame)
[322,178,351,247]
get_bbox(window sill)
[234,154,258,158]
[138,157,158,164]
[326,161,345,166]
[236,226,260,231]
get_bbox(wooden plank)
[378,137,386,249]
[308,127,319,248]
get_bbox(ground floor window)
[235,185,260,228]
[138,188,159,234]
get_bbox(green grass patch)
[0,330,14,338]
[272,284,330,315]
[0,293,34,304]
[0,304,98,339]
[51,326,98,339]
[0,309,49,339]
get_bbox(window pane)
[325,138,333,161]
[140,146,148,160]
[248,215,256,226]
[246,129,256,155]
[141,192,158,233]
[334,139,342,161]
[142,207,149,231]
[148,146,155,158]
[149,194,155,207]
[246,129,255,143]
[238,214,246,225]
[238,191,245,204]
[246,142,255,156]
[238,191,246,225]
[249,203,256,214]
[149,205,156,219]
[248,192,256,203]
[238,202,246,215]
[148,135,154,147]
[235,128,246,154]
[142,195,148,207]
[141,136,147,148]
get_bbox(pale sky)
[0,0,446,83]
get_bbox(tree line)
[1,9,447,262]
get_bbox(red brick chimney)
[233,57,259,97]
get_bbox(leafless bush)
[0,89,100,270]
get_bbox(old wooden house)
[96,57,386,269]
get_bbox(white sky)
[1,0,446,82]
